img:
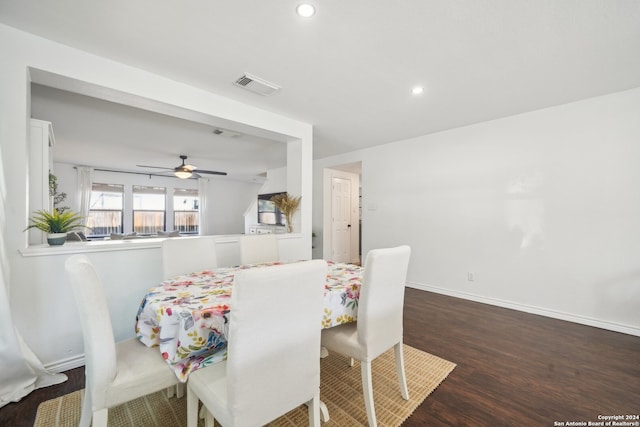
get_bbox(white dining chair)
[162,236,217,279]
[187,259,328,427]
[64,254,180,427]
[239,233,280,265]
[320,245,412,427]
[162,236,217,398]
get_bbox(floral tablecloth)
[135,260,362,381]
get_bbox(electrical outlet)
[467,272,475,282]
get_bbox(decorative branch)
[49,172,69,213]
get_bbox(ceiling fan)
[137,155,227,179]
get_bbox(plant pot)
[47,233,67,246]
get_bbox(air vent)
[212,128,241,138]
[233,73,281,96]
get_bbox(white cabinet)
[28,119,55,245]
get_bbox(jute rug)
[34,344,455,427]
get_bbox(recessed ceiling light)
[296,3,316,18]
[412,86,424,95]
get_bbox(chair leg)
[320,346,329,358]
[394,342,409,400]
[79,388,92,427]
[186,386,199,427]
[360,360,377,427]
[320,400,330,422]
[92,408,108,427]
[168,383,185,398]
[204,409,215,427]
[307,392,321,427]
[176,383,185,398]
[349,357,355,367]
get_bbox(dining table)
[135,260,363,382]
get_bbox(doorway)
[322,164,361,263]
[331,176,351,262]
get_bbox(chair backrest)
[239,234,280,265]
[226,260,327,426]
[162,236,217,279]
[64,254,117,408]
[357,245,411,359]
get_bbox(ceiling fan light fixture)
[174,167,192,179]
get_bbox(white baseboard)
[44,353,85,373]
[407,281,640,337]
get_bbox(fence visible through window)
[87,211,122,236]
[133,185,166,235]
[86,183,199,237]
[174,188,199,234]
[87,183,124,237]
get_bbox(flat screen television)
[257,192,287,226]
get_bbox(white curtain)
[198,178,208,235]
[76,166,94,226]
[0,148,67,408]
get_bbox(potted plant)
[270,193,301,233]
[24,209,87,246]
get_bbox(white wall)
[0,24,313,369]
[11,246,163,369]
[315,87,640,336]
[208,178,263,234]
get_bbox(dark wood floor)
[2,288,639,426]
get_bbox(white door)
[332,177,351,262]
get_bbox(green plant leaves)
[24,209,86,233]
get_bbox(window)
[133,185,166,235]
[174,188,199,234]
[87,183,124,237]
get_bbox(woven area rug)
[34,344,455,427]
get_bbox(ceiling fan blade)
[137,157,226,176]
[136,164,173,170]
[193,169,227,176]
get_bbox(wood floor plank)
[401,289,640,426]
[1,288,638,426]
